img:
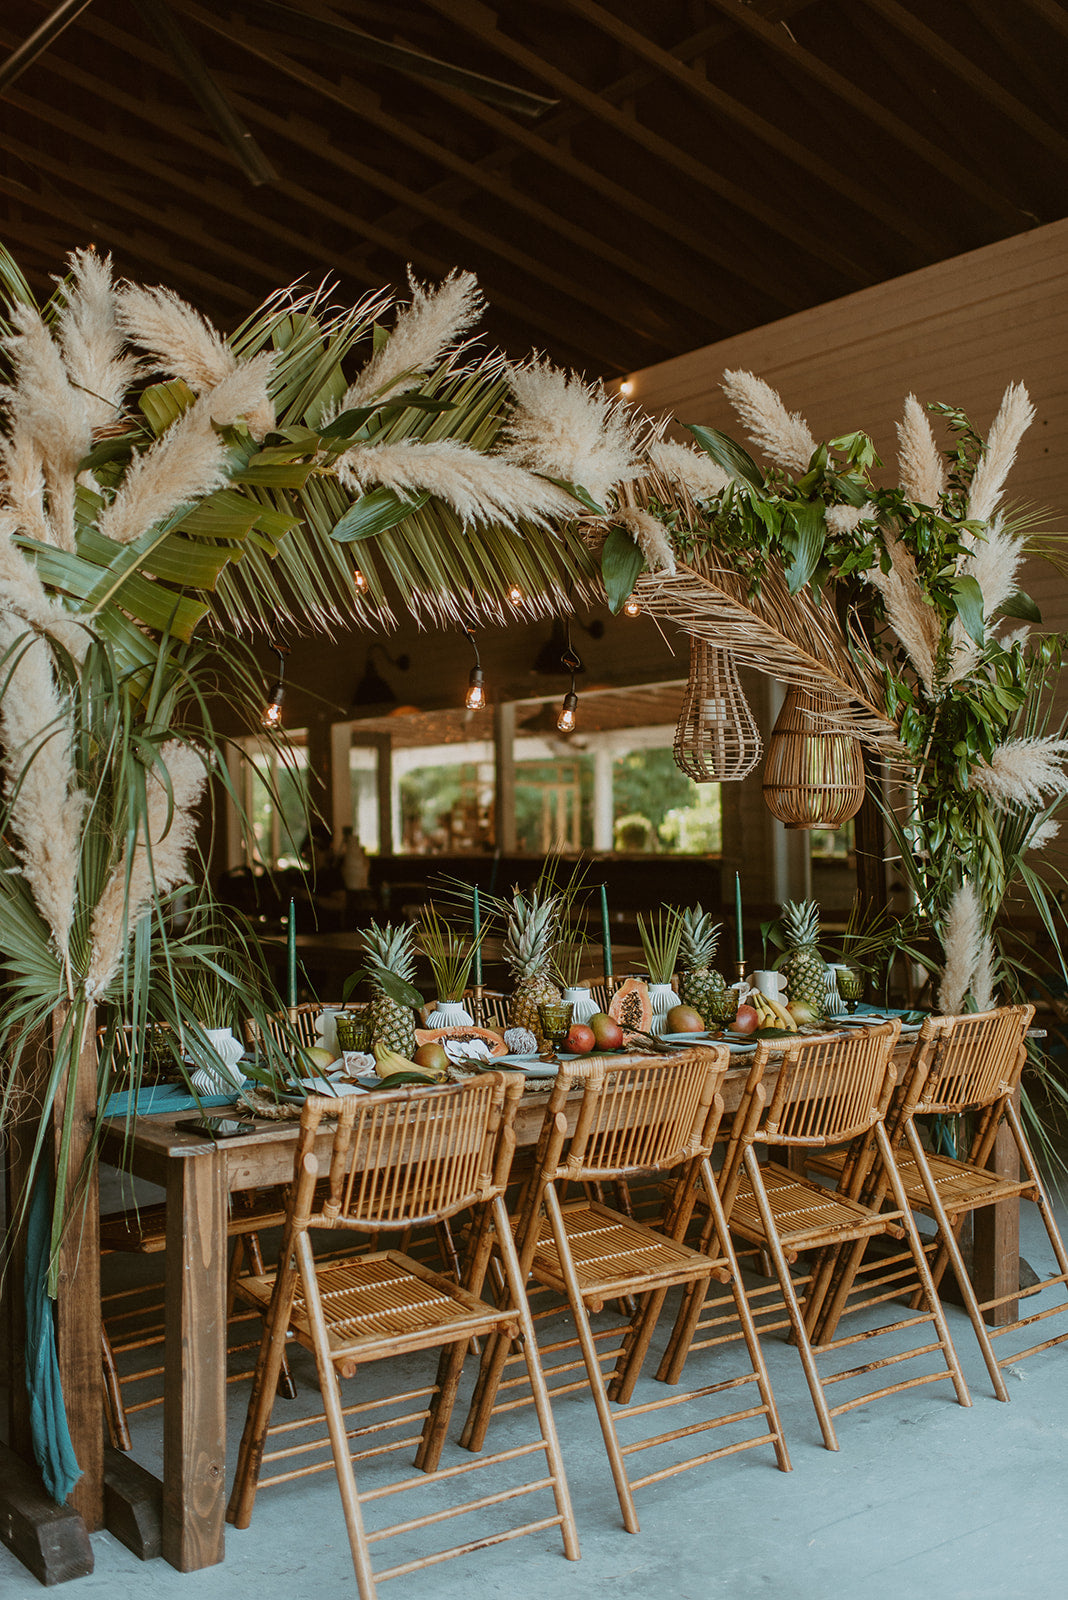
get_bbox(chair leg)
[238,1230,298,1401]
[490,1194,580,1562]
[873,1123,972,1412]
[292,1231,378,1599]
[902,1123,1010,1402]
[226,1236,303,1531]
[101,1325,132,1452]
[542,1183,641,1533]
[742,1147,840,1452]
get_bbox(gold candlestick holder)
[470,984,484,1026]
[734,960,748,984]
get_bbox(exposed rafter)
[1,0,1064,374]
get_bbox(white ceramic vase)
[190,1027,246,1093]
[647,981,677,1036]
[562,986,597,1024]
[423,999,474,1028]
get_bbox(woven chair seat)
[894,1151,1039,1215]
[730,1163,902,1255]
[240,1250,514,1359]
[528,1200,716,1302]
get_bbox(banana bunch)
[372,1042,447,1083]
[749,989,798,1032]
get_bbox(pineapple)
[361,920,419,1056]
[780,900,828,1013]
[502,888,562,1049]
[676,904,726,1020]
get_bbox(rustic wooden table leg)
[973,1091,1020,1327]
[162,1144,227,1571]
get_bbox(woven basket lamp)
[674,637,762,782]
[762,683,866,829]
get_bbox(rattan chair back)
[908,1004,1032,1116]
[551,1051,722,1183]
[297,1074,513,1235]
[740,1021,901,1150]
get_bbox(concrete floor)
[4,1187,1068,1600]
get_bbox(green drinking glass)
[837,968,864,1014]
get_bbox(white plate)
[659,1031,717,1044]
[828,1012,923,1032]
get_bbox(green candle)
[734,872,744,965]
[287,897,298,1010]
[472,886,482,987]
[600,883,613,982]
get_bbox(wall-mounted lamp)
[261,644,289,729]
[352,641,411,708]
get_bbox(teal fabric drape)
[24,1171,82,1504]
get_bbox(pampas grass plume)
[342,269,483,409]
[967,382,1034,524]
[721,369,816,473]
[614,506,676,575]
[969,737,1068,809]
[938,880,983,1015]
[499,358,640,508]
[896,394,945,505]
[647,440,730,502]
[336,438,577,531]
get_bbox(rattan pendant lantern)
[762,684,866,829]
[674,637,762,782]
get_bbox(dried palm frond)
[635,551,900,753]
[721,369,817,473]
[896,394,945,505]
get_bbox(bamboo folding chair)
[815,1005,1068,1402]
[460,1051,790,1535]
[665,1024,971,1452]
[226,1074,578,1598]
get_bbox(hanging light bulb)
[507,583,524,605]
[466,665,486,709]
[353,566,368,593]
[464,625,486,709]
[261,644,288,729]
[623,598,641,617]
[556,621,581,732]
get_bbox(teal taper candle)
[472,885,482,987]
[286,898,298,1010]
[735,872,744,965]
[600,883,613,982]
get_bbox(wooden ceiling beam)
[342,3,827,317]
[703,0,1035,229]
[554,0,940,256]
[415,0,879,286]
[167,3,681,358]
[961,0,1065,123]
[0,171,248,306]
[860,0,1068,165]
[10,15,641,367]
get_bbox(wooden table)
[95,1036,1021,1573]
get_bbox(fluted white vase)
[190,1027,246,1092]
[647,981,677,1036]
[562,986,597,1024]
[423,999,474,1028]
